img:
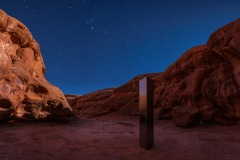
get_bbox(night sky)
[1,0,240,94]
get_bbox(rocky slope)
[68,18,240,126]
[0,9,73,122]
[67,73,160,117]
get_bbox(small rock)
[172,106,201,128]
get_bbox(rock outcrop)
[0,9,73,122]
[67,73,159,117]
[155,18,240,125]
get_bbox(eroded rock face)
[67,18,240,126]
[68,73,159,117]
[0,9,73,122]
[68,89,115,117]
[155,18,240,125]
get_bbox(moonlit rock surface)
[68,18,240,126]
[0,9,73,122]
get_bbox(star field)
[1,0,240,94]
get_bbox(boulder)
[172,106,201,128]
[0,9,73,122]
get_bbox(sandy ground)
[0,115,240,160]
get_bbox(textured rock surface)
[172,106,201,128]
[68,89,114,117]
[67,18,240,125]
[0,9,73,122]
[155,18,240,125]
[68,73,159,117]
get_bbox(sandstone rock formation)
[155,18,240,125]
[67,73,159,117]
[0,9,73,122]
[67,18,240,126]
[67,89,114,117]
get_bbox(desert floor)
[0,115,240,160]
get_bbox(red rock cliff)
[155,18,240,125]
[0,9,73,122]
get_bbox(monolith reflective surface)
[139,77,154,149]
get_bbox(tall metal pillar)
[139,77,154,150]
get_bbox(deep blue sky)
[1,0,240,94]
